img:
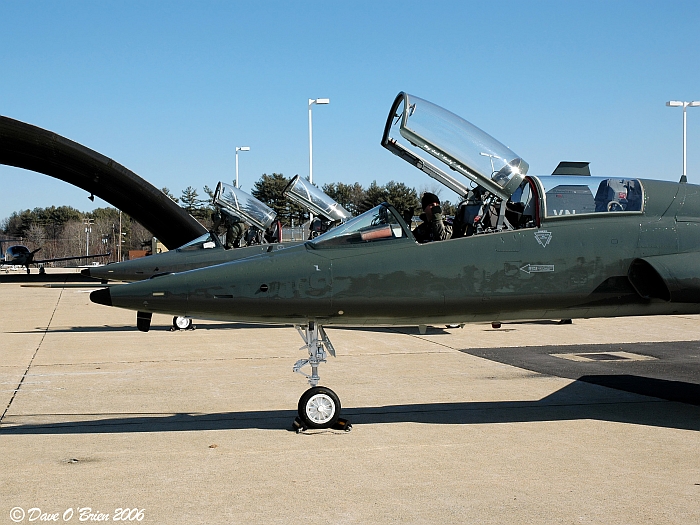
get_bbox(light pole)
[308,98,330,185]
[117,210,124,262]
[83,218,94,257]
[235,146,250,188]
[666,100,700,180]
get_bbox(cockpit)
[381,92,644,239]
[176,232,221,252]
[539,177,643,217]
[309,203,410,248]
[304,93,649,250]
[4,245,30,262]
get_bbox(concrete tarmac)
[1,279,699,524]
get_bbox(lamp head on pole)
[309,98,330,106]
[236,146,250,152]
[666,101,683,107]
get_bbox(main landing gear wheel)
[172,316,193,330]
[298,386,341,429]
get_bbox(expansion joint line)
[390,328,458,351]
[0,285,65,423]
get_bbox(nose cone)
[90,287,112,306]
[81,268,92,277]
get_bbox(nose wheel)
[171,316,194,331]
[292,322,351,432]
[298,386,341,429]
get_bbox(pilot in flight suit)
[412,192,452,243]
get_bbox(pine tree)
[384,181,419,217]
[180,186,200,215]
[321,182,365,216]
[252,173,305,225]
[161,187,179,203]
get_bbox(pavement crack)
[0,285,65,423]
[392,329,460,351]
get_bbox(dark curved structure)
[0,116,207,249]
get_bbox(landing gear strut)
[292,322,350,431]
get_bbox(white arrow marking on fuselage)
[520,264,555,274]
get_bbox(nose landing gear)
[298,386,340,429]
[292,322,350,432]
[171,316,194,331]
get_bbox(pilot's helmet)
[421,192,440,210]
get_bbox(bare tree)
[128,221,153,252]
[25,223,46,251]
[60,221,85,259]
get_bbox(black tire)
[298,386,341,429]
[172,316,192,330]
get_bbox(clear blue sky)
[1,0,699,222]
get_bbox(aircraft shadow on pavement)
[578,374,700,407]
[2,377,698,435]
[10,326,144,334]
[333,326,452,336]
[504,320,569,326]
[0,274,95,283]
[7,324,457,336]
[8,323,287,334]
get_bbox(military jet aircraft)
[83,181,350,330]
[83,183,284,284]
[90,91,700,430]
[2,244,110,274]
[83,181,351,284]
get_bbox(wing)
[33,252,111,264]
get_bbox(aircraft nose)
[81,268,91,277]
[90,287,112,306]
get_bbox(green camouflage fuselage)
[98,179,700,326]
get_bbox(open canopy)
[283,175,352,223]
[213,182,276,230]
[382,92,528,200]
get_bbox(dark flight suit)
[412,208,452,243]
[227,220,246,248]
[212,209,246,249]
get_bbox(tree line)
[1,175,454,261]
[251,174,454,223]
[1,206,151,263]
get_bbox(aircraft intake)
[628,253,700,303]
